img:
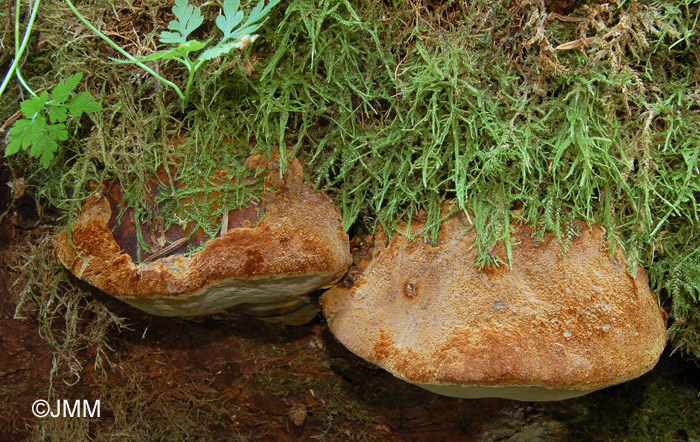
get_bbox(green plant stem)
[14,0,20,49]
[14,70,37,98]
[181,58,196,102]
[183,71,196,102]
[0,0,41,99]
[64,0,186,101]
[13,0,37,97]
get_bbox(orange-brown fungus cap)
[55,158,351,325]
[322,209,668,400]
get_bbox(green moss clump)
[224,0,700,356]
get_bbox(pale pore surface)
[416,383,593,401]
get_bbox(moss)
[626,378,700,441]
[10,230,126,388]
[547,354,700,441]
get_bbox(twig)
[551,13,586,23]
[142,237,188,263]
[220,203,228,237]
[0,110,22,134]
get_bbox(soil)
[1,167,699,441]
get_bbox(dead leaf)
[554,37,595,50]
[7,178,26,200]
[289,402,307,426]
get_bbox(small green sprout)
[65,0,280,103]
[4,73,102,168]
[118,0,281,102]
[0,0,102,168]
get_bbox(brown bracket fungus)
[55,157,351,325]
[322,208,668,401]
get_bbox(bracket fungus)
[322,208,668,401]
[55,157,351,325]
